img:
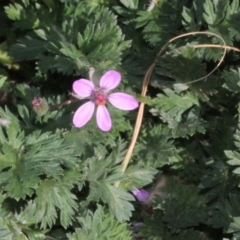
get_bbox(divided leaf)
[67,205,132,240]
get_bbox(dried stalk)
[115,31,239,187]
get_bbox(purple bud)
[132,189,149,202]
[32,97,42,107]
[32,97,49,116]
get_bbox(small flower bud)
[32,97,49,116]
[132,189,150,202]
[0,118,11,126]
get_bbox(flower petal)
[73,79,94,98]
[108,92,139,110]
[132,189,149,202]
[96,105,112,131]
[73,101,95,128]
[99,70,121,91]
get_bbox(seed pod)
[32,97,49,116]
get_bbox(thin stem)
[147,0,159,11]
[49,98,78,110]
[193,44,240,52]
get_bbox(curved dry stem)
[193,44,240,52]
[121,64,156,173]
[115,31,230,188]
[156,31,227,84]
[183,44,240,84]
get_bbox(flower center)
[94,93,106,105]
[32,97,42,107]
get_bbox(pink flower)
[132,189,149,202]
[72,70,139,131]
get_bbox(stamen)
[95,94,106,105]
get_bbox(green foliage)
[152,89,199,122]
[136,0,188,46]
[139,179,207,238]
[203,0,228,25]
[149,88,207,138]
[208,193,240,239]
[156,45,207,82]
[163,229,202,240]
[225,106,240,182]
[67,205,132,240]
[124,165,157,188]
[222,68,240,92]
[137,125,182,168]
[3,0,240,239]
[0,107,78,200]
[162,180,207,230]
[22,179,78,229]
[85,142,135,222]
[7,2,131,75]
[0,192,46,240]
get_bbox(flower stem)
[49,98,78,110]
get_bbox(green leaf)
[209,194,240,232]
[162,179,207,230]
[203,0,228,25]
[152,89,199,123]
[67,205,132,240]
[0,211,47,239]
[225,149,240,177]
[156,45,207,83]
[233,167,240,175]
[171,107,207,138]
[228,217,240,233]
[9,37,47,61]
[5,2,55,30]
[137,125,182,168]
[222,68,240,92]
[88,181,134,222]
[0,75,7,89]
[135,0,187,45]
[124,165,157,189]
[5,3,23,20]
[163,229,202,240]
[182,7,198,31]
[225,150,240,166]
[227,0,240,40]
[8,4,131,74]
[85,144,135,221]
[203,0,216,24]
[120,0,138,9]
[0,107,78,199]
[25,180,78,229]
